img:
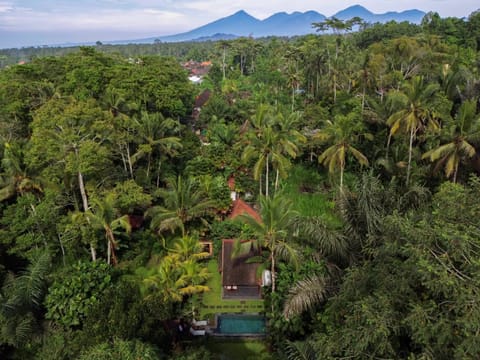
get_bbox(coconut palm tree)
[72,193,131,265]
[89,194,131,265]
[423,99,480,182]
[131,111,182,185]
[146,175,216,236]
[387,76,441,185]
[315,114,370,192]
[242,105,305,196]
[0,141,43,202]
[237,192,299,293]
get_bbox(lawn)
[193,259,264,322]
[283,164,341,225]
[205,339,272,360]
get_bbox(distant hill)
[102,5,426,45]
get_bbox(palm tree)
[138,237,211,302]
[216,40,231,80]
[0,252,50,347]
[167,235,210,262]
[315,114,370,192]
[72,193,131,265]
[284,339,319,360]
[282,274,329,320]
[237,193,299,293]
[273,111,307,190]
[90,194,131,265]
[387,76,441,185]
[131,111,182,185]
[242,105,305,196]
[0,141,43,202]
[146,176,216,236]
[423,99,480,182]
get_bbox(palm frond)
[283,274,328,319]
[284,340,318,360]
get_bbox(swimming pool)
[216,314,266,335]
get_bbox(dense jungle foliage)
[1,10,480,359]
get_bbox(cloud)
[0,6,191,33]
[0,1,13,13]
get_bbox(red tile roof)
[228,199,261,223]
[227,176,235,190]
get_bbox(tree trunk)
[57,234,66,266]
[78,169,96,262]
[265,157,269,197]
[453,161,459,184]
[275,169,280,192]
[407,126,415,186]
[340,162,344,193]
[385,132,392,161]
[107,237,111,265]
[156,158,162,188]
[106,228,118,266]
[333,73,337,103]
[146,152,151,179]
[126,144,133,179]
[291,87,295,112]
[271,252,276,293]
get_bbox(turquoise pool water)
[217,314,266,335]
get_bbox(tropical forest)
[1,11,480,360]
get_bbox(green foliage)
[0,251,50,353]
[0,191,61,261]
[266,260,325,347]
[309,177,480,359]
[1,21,480,359]
[110,180,152,214]
[78,338,162,360]
[45,261,112,328]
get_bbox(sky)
[0,0,479,49]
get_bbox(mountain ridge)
[86,5,427,46]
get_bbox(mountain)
[103,5,426,45]
[333,5,425,23]
[333,5,374,20]
[158,10,261,43]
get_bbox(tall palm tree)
[315,114,370,192]
[131,111,182,185]
[237,193,299,293]
[387,76,441,185]
[90,194,131,265]
[216,40,231,80]
[423,99,480,182]
[242,105,305,196]
[273,111,307,190]
[146,175,216,236]
[72,193,131,265]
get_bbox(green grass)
[206,339,272,360]
[283,165,340,225]
[194,259,264,321]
